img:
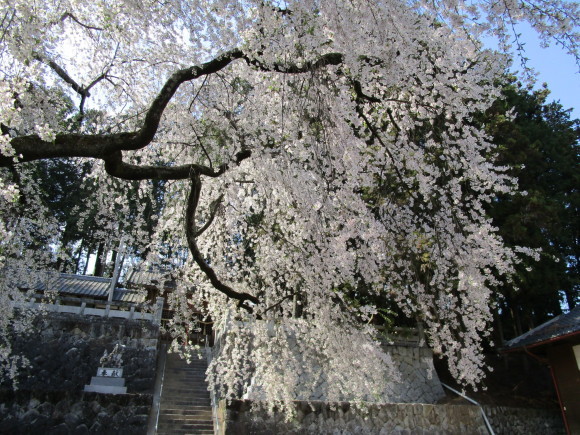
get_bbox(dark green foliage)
[486,81,579,339]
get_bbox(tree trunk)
[109,249,118,277]
[565,289,577,310]
[74,240,86,274]
[94,242,106,276]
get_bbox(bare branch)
[60,12,103,31]
[102,148,251,181]
[261,290,301,315]
[34,54,88,97]
[194,194,224,237]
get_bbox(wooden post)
[108,240,125,303]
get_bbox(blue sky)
[497,24,580,119]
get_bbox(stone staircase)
[156,351,214,434]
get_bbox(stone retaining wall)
[219,399,564,434]
[6,312,159,393]
[384,345,445,403]
[482,405,565,435]
[0,390,151,434]
[0,312,160,434]
[241,343,445,404]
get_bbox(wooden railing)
[16,295,164,325]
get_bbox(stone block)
[90,376,125,387]
[83,384,127,395]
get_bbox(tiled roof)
[124,267,177,290]
[33,273,111,297]
[112,288,146,304]
[503,305,580,351]
[30,273,146,303]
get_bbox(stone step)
[162,384,209,390]
[164,376,207,380]
[159,408,212,415]
[160,404,211,410]
[159,413,213,424]
[156,350,214,434]
[159,401,212,407]
[160,397,211,403]
[157,432,213,435]
[165,363,208,367]
[163,380,209,385]
[157,430,214,435]
[159,407,212,413]
[161,387,209,393]
[160,402,211,407]
[162,385,209,391]
[161,389,209,395]
[164,373,207,378]
[159,415,212,424]
[161,393,210,399]
[165,361,207,367]
[158,422,214,430]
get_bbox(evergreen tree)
[486,82,579,339]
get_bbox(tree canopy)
[485,82,579,339]
[0,0,578,408]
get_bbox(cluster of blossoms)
[0,0,577,408]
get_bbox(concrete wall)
[218,399,564,435]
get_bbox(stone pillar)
[153,297,164,325]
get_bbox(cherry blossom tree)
[0,0,578,408]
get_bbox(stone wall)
[219,400,564,435]
[6,312,159,393]
[219,400,488,434]
[383,345,445,403]
[0,390,152,434]
[482,405,565,435]
[240,342,444,404]
[0,312,161,434]
[293,345,445,403]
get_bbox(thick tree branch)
[2,49,344,169]
[244,52,343,74]
[102,148,251,181]
[1,50,248,167]
[103,151,227,180]
[185,172,260,312]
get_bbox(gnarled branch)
[2,49,345,169]
[185,171,259,312]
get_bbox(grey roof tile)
[28,273,145,303]
[503,305,580,350]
